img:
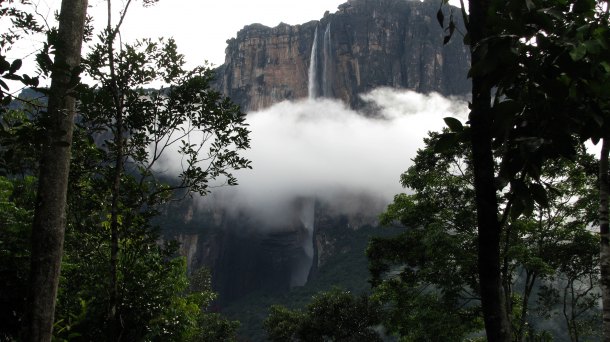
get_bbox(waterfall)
[308,27,319,99]
[322,23,332,97]
[291,198,316,287]
[308,23,332,99]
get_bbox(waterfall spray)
[308,27,319,99]
[322,23,332,97]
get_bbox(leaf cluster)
[264,288,383,342]
[370,131,600,340]
[437,0,610,221]
[79,36,251,204]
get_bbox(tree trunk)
[516,271,537,341]
[108,102,123,342]
[25,0,88,341]
[105,1,127,339]
[599,137,610,342]
[468,0,512,340]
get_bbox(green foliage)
[264,288,383,342]
[438,0,610,214]
[191,312,240,342]
[370,131,600,340]
[436,1,609,339]
[40,10,250,340]
[372,282,482,341]
[0,1,46,106]
[0,175,36,340]
[53,142,241,342]
[79,36,250,199]
[0,3,249,340]
[0,108,42,176]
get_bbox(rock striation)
[214,0,470,111]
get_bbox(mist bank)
[168,88,469,228]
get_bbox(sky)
[21,0,462,69]
[23,0,348,68]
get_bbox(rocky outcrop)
[214,0,470,111]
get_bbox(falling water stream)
[308,23,332,99]
[308,27,319,99]
[295,22,332,286]
[291,199,316,287]
[322,23,332,98]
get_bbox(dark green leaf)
[494,176,509,190]
[9,59,22,74]
[491,100,521,137]
[443,117,463,132]
[510,199,525,220]
[433,132,457,153]
[529,183,549,208]
[590,136,600,145]
[523,195,535,217]
[569,44,587,61]
[3,74,21,81]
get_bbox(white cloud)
[186,89,469,225]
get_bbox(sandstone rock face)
[214,0,470,112]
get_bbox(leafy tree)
[0,174,36,340]
[264,288,383,342]
[65,1,251,340]
[0,1,249,340]
[0,0,44,106]
[25,0,89,340]
[0,105,42,340]
[0,109,242,341]
[369,132,600,341]
[438,0,610,338]
[369,132,482,341]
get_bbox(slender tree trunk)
[468,0,511,340]
[104,1,127,340]
[25,0,88,341]
[516,271,537,341]
[108,109,123,342]
[599,137,610,342]
[102,1,136,339]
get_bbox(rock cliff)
[214,0,470,111]
[162,196,381,305]
[162,0,472,308]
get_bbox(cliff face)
[162,0,472,307]
[162,197,380,305]
[215,0,470,111]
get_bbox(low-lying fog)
[156,88,469,227]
